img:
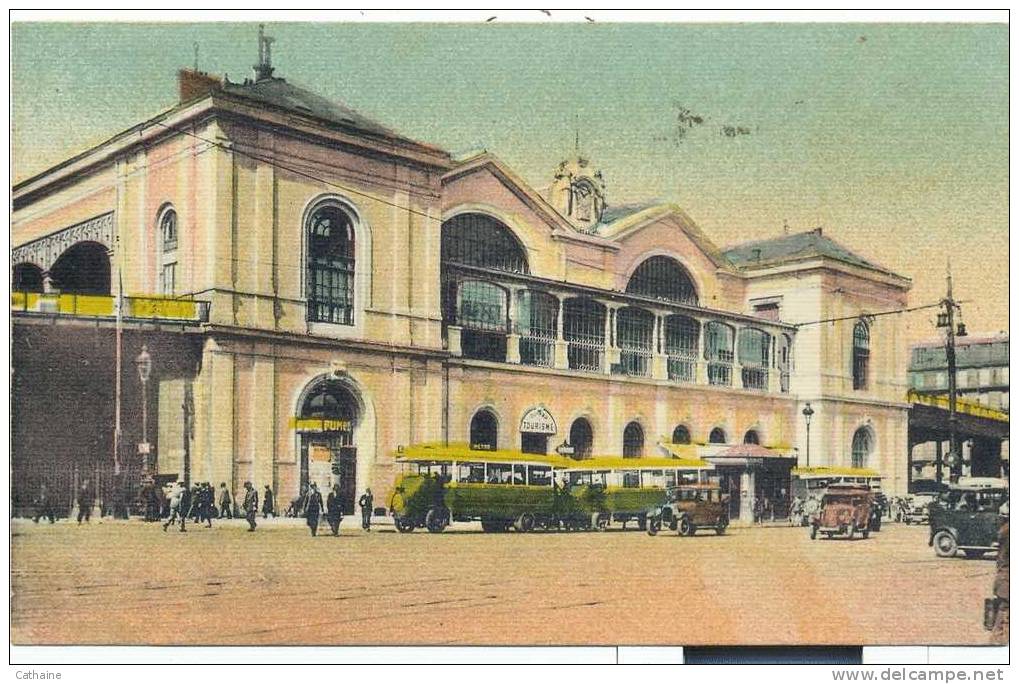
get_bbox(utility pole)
[937,262,962,483]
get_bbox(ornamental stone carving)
[12,212,114,272]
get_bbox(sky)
[11,21,1008,344]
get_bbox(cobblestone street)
[10,517,995,646]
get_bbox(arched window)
[160,209,178,252]
[300,380,360,428]
[569,417,594,459]
[470,410,498,451]
[307,203,356,325]
[853,321,870,390]
[441,213,529,274]
[851,427,873,469]
[626,255,698,305]
[743,430,760,445]
[664,315,699,382]
[672,425,691,445]
[564,297,606,372]
[623,421,644,458]
[709,427,727,444]
[616,306,654,377]
[159,208,179,295]
[50,242,111,296]
[12,263,44,293]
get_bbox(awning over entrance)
[657,441,700,460]
[706,443,798,468]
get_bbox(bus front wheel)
[394,515,415,533]
[514,512,535,533]
[425,507,449,534]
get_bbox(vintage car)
[928,481,1008,558]
[646,484,728,536]
[809,484,872,540]
[902,493,939,525]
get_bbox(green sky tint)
[11,22,1008,343]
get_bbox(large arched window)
[625,255,698,305]
[709,427,727,444]
[623,421,644,458]
[664,315,699,382]
[564,297,606,372]
[569,417,594,459]
[470,409,498,451]
[50,242,111,295]
[456,280,509,361]
[851,427,873,469]
[672,425,691,445]
[743,430,760,445]
[441,213,529,274]
[160,208,178,252]
[853,321,870,390]
[616,306,654,377]
[300,380,360,429]
[307,203,356,325]
[13,263,44,293]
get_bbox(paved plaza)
[11,517,996,646]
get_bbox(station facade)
[11,64,914,518]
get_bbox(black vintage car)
[928,480,1008,558]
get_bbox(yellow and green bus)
[389,443,572,533]
[563,456,716,530]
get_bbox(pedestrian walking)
[32,484,56,524]
[326,484,343,536]
[305,483,324,537]
[358,488,374,532]
[76,481,94,524]
[262,485,276,519]
[242,482,258,532]
[162,481,187,532]
[200,483,214,528]
[218,482,233,519]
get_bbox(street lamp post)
[802,402,815,468]
[135,345,152,475]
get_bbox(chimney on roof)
[178,68,222,103]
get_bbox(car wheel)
[647,518,661,536]
[425,507,448,534]
[810,524,817,540]
[678,516,693,537]
[933,530,958,558]
[394,515,415,533]
[715,517,727,535]
[513,512,535,533]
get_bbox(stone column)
[652,313,668,380]
[505,286,520,364]
[447,325,463,357]
[554,295,568,369]
[696,318,708,384]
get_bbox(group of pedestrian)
[299,484,373,537]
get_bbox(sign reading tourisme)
[520,406,557,435]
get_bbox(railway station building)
[11,58,913,522]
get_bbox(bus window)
[487,463,513,484]
[568,471,591,486]
[641,470,664,488]
[622,470,640,488]
[528,465,552,486]
[513,464,526,485]
[458,462,486,484]
[664,470,678,488]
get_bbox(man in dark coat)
[326,484,343,536]
[242,482,258,532]
[358,488,374,532]
[218,482,233,519]
[33,484,55,524]
[201,483,215,527]
[262,485,275,519]
[305,483,324,537]
[76,481,94,524]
